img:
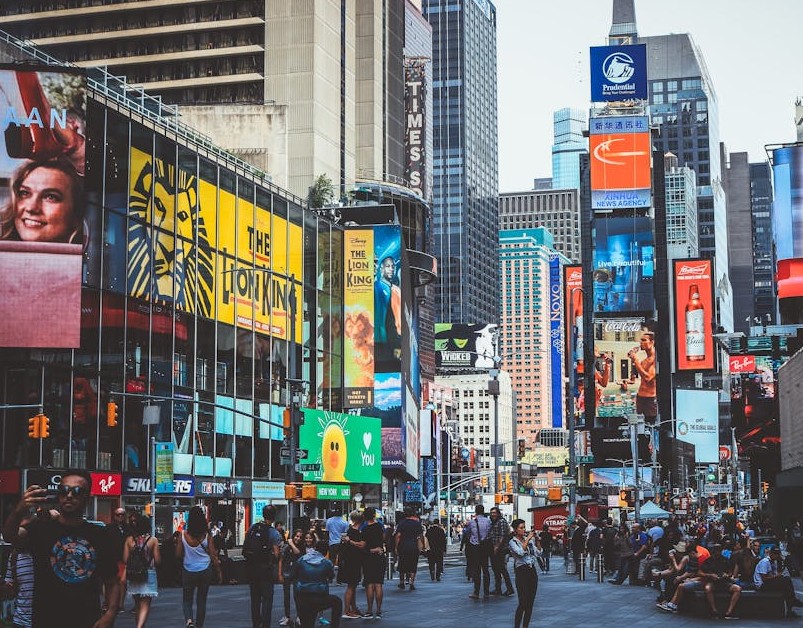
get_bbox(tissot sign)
[590,44,648,102]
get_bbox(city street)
[113,549,803,627]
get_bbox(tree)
[308,173,335,209]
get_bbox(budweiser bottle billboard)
[685,283,705,362]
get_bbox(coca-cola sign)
[729,355,756,374]
[602,319,644,333]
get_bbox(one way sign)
[280,448,308,460]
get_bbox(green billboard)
[299,409,382,484]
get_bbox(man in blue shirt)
[630,523,649,584]
[325,509,349,572]
[754,546,803,618]
[467,505,492,599]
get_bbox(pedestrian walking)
[394,507,423,591]
[292,540,341,628]
[243,505,282,628]
[466,504,492,600]
[425,520,447,581]
[460,524,473,581]
[2,469,120,628]
[278,529,304,626]
[538,525,553,573]
[488,507,514,596]
[176,506,222,628]
[339,511,366,618]
[123,513,161,628]
[509,519,539,628]
[360,507,386,620]
[107,507,130,613]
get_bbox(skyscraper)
[749,162,776,324]
[609,0,733,332]
[552,108,587,190]
[664,152,699,261]
[424,0,499,325]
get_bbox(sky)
[497,0,803,192]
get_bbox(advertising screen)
[592,319,657,422]
[593,216,654,315]
[549,254,564,428]
[564,264,584,411]
[0,66,87,348]
[589,44,648,102]
[343,229,375,407]
[589,467,653,486]
[675,389,719,464]
[590,428,652,465]
[298,409,382,484]
[771,145,803,262]
[590,129,652,210]
[673,259,715,371]
[434,323,497,369]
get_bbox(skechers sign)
[590,44,648,102]
[123,473,195,496]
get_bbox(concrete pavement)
[113,550,802,627]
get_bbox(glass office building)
[551,108,587,190]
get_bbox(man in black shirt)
[700,544,741,619]
[425,521,447,582]
[3,469,119,628]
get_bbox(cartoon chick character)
[321,421,348,482]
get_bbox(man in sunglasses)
[2,469,120,627]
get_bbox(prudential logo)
[603,52,636,84]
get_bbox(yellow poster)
[343,230,375,407]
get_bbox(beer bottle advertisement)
[673,259,715,371]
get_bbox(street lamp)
[566,286,585,520]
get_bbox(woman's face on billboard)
[14,166,78,243]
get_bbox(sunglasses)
[57,485,87,497]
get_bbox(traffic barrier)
[579,553,586,581]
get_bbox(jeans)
[491,550,513,592]
[249,576,276,628]
[514,565,538,628]
[611,556,633,584]
[468,543,491,595]
[759,576,798,606]
[297,592,341,628]
[183,566,213,628]
[427,551,444,579]
[282,579,297,617]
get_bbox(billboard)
[589,44,648,102]
[590,125,652,210]
[0,67,87,348]
[297,409,381,484]
[771,145,803,262]
[405,58,427,199]
[590,428,652,465]
[549,254,564,428]
[343,229,375,407]
[593,216,655,315]
[675,389,719,464]
[434,323,497,369]
[673,259,715,371]
[729,355,756,374]
[592,319,657,421]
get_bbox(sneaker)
[502,590,515,597]
[375,612,382,620]
[280,618,292,627]
[723,614,739,620]
[360,612,374,619]
[343,613,361,620]
[319,619,331,626]
[468,593,480,600]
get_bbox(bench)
[678,589,786,619]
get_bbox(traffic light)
[28,415,41,439]
[517,439,526,460]
[107,401,118,427]
[506,473,512,492]
[39,415,50,438]
[283,408,291,436]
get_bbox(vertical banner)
[673,259,715,371]
[404,58,427,199]
[155,442,174,494]
[343,230,375,407]
[549,254,564,428]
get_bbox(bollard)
[597,554,604,583]
[566,550,576,575]
[579,553,586,581]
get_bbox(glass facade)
[750,162,775,323]
[551,108,587,190]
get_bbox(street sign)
[499,460,516,467]
[704,484,732,494]
[280,448,308,460]
[562,476,577,485]
[576,455,594,464]
[740,498,758,506]
[299,463,321,472]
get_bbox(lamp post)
[566,286,584,520]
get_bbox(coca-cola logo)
[729,355,755,373]
[677,262,709,277]
[603,320,643,333]
[568,270,582,282]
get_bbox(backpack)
[243,522,277,564]
[126,535,150,583]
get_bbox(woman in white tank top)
[175,507,221,628]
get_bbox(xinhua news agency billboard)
[549,254,564,429]
[589,44,648,102]
[298,409,382,484]
[675,388,719,464]
[592,216,655,315]
[673,259,715,371]
[590,115,652,210]
[0,66,87,348]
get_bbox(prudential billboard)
[590,44,648,102]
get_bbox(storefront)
[196,478,251,545]
[90,471,122,522]
[252,480,288,528]
[121,473,196,538]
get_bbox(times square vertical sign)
[405,58,426,198]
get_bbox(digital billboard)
[589,44,648,102]
[673,259,715,371]
[771,145,803,262]
[592,319,657,422]
[590,428,652,466]
[0,67,87,348]
[675,389,719,464]
[590,126,652,210]
[298,409,382,484]
[730,354,784,432]
[564,264,584,412]
[405,58,427,199]
[343,229,375,407]
[592,216,654,314]
[549,254,564,428]
[434,323,497,369]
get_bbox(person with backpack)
[243,505,282,628]
[123,512,161,628]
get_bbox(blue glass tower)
[552,108,587,190]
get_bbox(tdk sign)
[590,44,647,102]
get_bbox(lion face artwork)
[127,153,214,316]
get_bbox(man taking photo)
[3,469,119,628]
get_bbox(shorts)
[681,579,705,592]
[362,554,386,585]
[636,395,657,419]
[128,568,159,598]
